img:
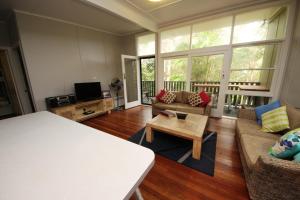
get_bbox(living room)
[0,0,299,200]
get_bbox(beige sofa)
[236,105,300,200]
[151,91,213,116]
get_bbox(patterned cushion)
[188,93,202,107]
[161,91,176,104]
[269,128,300,159]
[261,106,290,133]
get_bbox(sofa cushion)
[155,89,166,102]
[180,91,191,104]
[188,93,202,107]
[152,102,178,111]
[240,134,276,169]
[173,91,183,103]
[199,91,211,107]
[286,105,300,130]
[236,118,280,140]
[269,128,300,159]
[161,91,176,104]
[175,103,205,115]
[255,100,281,125]
[261,106,290,133]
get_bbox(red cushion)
[156,90,166,102]
[199,91,211,107]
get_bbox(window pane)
[233,6,287,43]
[229,69,274,91]
[190,54,224,109]
[161,26,191,53]
[192,17,232,49]
[137,34,155,56]
[163,58,188,91]
[191,54,223,82]
[231,44,279,70]
[224,94,271,117]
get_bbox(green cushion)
[294,152,300,163]
[269,128,300,159]
[261,106,290,133]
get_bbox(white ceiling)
[126,0,184,12]
[127,0,279,26]
[0,0,146,36]
[0,0,281,35]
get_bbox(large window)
[158,4,290,117]
[163,58,188,91]
[137,33,155,56]
[191,17,232,49]
[229,44,279,90]
[160,26,191,53]
[233,7,287,43]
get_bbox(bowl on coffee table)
[176,112,188,120]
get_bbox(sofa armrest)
[237,108,257,120]
[203,94,214,116]
[251,155,300,199]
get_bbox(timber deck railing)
[141,81,264,107]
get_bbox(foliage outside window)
[160,26,191,53]
[163,58,188,81]
[191,17,232,49]
[137,33,155,56]
[229,44,279,89]
[141,58,155,81]
[233,7,287,43]
[191,55,223,82]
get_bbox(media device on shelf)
[45,94,76,109]
[74,82,103,101]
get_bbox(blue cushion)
[255,100,281,125]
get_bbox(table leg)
[145,126,153,143]
[135,188,144,200]
[192,139,201,160]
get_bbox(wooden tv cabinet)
[51,98,114,122]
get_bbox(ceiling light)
[148,0,162,2]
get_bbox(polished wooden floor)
[83,106,250,200]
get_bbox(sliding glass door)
[190,53,228,117]
[140,56,155,105]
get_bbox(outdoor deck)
[141,81,269,116]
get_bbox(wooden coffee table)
[145,111,209,160]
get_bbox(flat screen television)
[74,82,102,101]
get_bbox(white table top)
[0,111,154,200]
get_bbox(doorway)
[0,49,34,119]
[0,50,21,118]
[140,56,155,105]
[121,55,141,109]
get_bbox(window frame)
[155,1,296,117]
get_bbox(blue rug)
[128,128,217,176]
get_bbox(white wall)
[16,13,123,111]
[280,2,300,108]
[121,34,137,56]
